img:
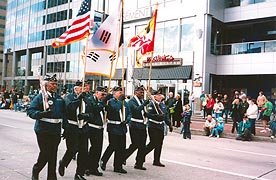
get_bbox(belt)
[107,119,122,125]
[68,120,87,128]
[40,118,62,124]
[88,123,103,129]
[149,119,164,124]
[131,118,144,123]
[68,120,78,126]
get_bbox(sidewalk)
[173,115,275,142]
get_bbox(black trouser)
[87,129,103,171]
[125,127,147,166]
[183,121,191,139]
[33,132,61,180]
[101,133,126,170]
[144,127,164,164]
[60,131,88,175]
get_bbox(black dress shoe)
[153,162,165,167]
[32,168,39,180]
[114,168,127,174]
[58,160,65,176]
[74,174,86,180]
[100,161,106,171]
[90,169,103,176]
[134,164,147,170]
[84,170,90,176]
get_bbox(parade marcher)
[27,74,67,180]
[143,89,173,167]
[58,80,90,180]
[124,85,150,170]
[85,86,108,176]
[100,86,131,174]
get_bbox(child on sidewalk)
[181,104,192,139]
[209,117,224,138]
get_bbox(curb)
[172,128,275,143]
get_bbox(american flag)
[52,0,93,48]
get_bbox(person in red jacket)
[206,94,215,116]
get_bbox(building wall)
[224,1,276,22]
[0,0,6,88]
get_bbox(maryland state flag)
[128,8,157,67]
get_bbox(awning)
[133,66,192,80]
[102,69,126,80]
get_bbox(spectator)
[206,94,215,116]
[189,92,195,113]
[209,117,224,138]
[246,98,258,135]
[203,115,216,136]
[172,94,183,128]
[181,104,192,139]
[236,116,252,141]
[213,97,224,118]
[165,91,176,122]
[257,91,266,120]
[260,97,274,133]
[239,96,249,120]
[222,94,231,123]
[239,90,247,100]
[231,94,241,133]
[269,116,276,139]
[200,91,207,119]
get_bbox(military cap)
[74,80,83,86]
[44,74,57,82]
[152,88,162,95]
[96,86,108,93]
[112,86,122,92]
[135,85,145,92]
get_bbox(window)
[180,17,195,51]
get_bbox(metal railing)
[213,40,276,55]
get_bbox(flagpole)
[147,6,158,92]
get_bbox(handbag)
[169,107,175,114]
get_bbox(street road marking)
[0,123,18,129]
[162,158,269,180]
[219,148,276,158]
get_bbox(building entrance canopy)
[133,66,192,80]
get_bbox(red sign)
[143,55,182,67]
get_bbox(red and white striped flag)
[52,0,93,48]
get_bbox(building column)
[11,51,16,87]
[2,53,7,87]
[25,49,31,94]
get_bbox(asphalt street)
[0,110,276,180]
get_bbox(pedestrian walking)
[27,74,67,180]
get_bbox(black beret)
[135,85,145,91]
[152,89,162,95]
[44,74,57,82]
[112,86,122,92]
[96,86,107,93]
[75,80,83,86]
